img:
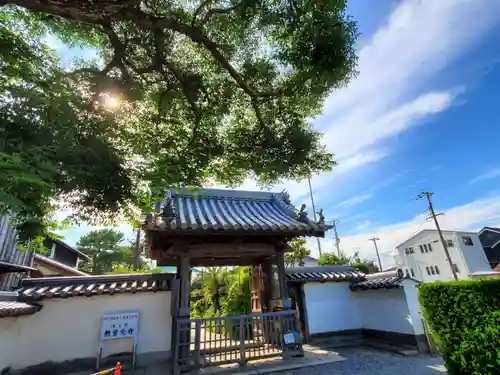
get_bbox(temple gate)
[142,188,331,374]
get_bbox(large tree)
[0,0,358,238]
[76,228,127,274]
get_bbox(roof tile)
[145,188,329,234]
[350,269,413,291]
[16,273,174,300]
[286,266,366,283]
[0,301,40,317]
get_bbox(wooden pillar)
[174,249,191,373]
[178,252,191,317]
[251,264,264,313]
[261,261,273,313]
[276,250,291,310]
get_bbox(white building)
[394,229,491,282]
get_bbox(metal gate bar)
[173,310,303,374]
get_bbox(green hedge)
[419,279,500,375]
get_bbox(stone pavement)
[126,344,345,375]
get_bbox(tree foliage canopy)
[76,228,147,274]
[284,238,310,267]
[0,0,358,238]
[318,251,379,274]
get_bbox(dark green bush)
[454,311,500,375]
[419,279,500,375]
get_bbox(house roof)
[0,301,41,317]
[16,273,175,300]
[145,188,330,235]
[285,266,365,283]
[350,269,414,291]
[34,254,88,276]
[479,227,500,236]
[47,237,91,261]
[0,260,36,274]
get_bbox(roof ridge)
[21,272,175,287]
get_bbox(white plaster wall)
[0,292,172,371]
[354,288,414,334]
[304,283,361,334]
[402,280,424,335]
[455,232,491,274]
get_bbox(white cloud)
[309,194,500,268]
[469,168,500,184]
[335,193,374,209]
[303,0,500,197]
[322,91,455,158]
[213,0,496,201]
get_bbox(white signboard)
[100,312,139,341]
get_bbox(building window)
[410,268,415,277]
[452,264,460,273]
[430,266,436,275]
[426,266,431,275]
[420,245,424,253]
[462,236,473,246]
[405,247,414,255]
[435,265,440,274]
[446,239,454,247]
[428,243,433,252]
[424,244,429,252]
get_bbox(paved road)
[290,348,447,375]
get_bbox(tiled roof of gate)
[16,273,175,300]
[285,266,366,283]
[350,269,412,291]
[145,188,330,234]
[0,301,40,317]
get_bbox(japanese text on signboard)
[100,312,139,341]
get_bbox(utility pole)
[368,237,383,271]
[332,220,341,256]
[133,227,141,270]
[417,191,458,280]
[307,177,322,256]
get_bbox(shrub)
[454,311,500,375]
[419,279,500,375]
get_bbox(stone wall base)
[309,329,430,354]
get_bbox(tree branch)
[3,0,305,129]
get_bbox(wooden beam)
[187,243,276,255]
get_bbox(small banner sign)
[100,312,139,341]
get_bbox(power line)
[368,237,383,270]
[416,191,458,281]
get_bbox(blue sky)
[54,0,500,268]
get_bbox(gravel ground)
[290,348,447,375]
